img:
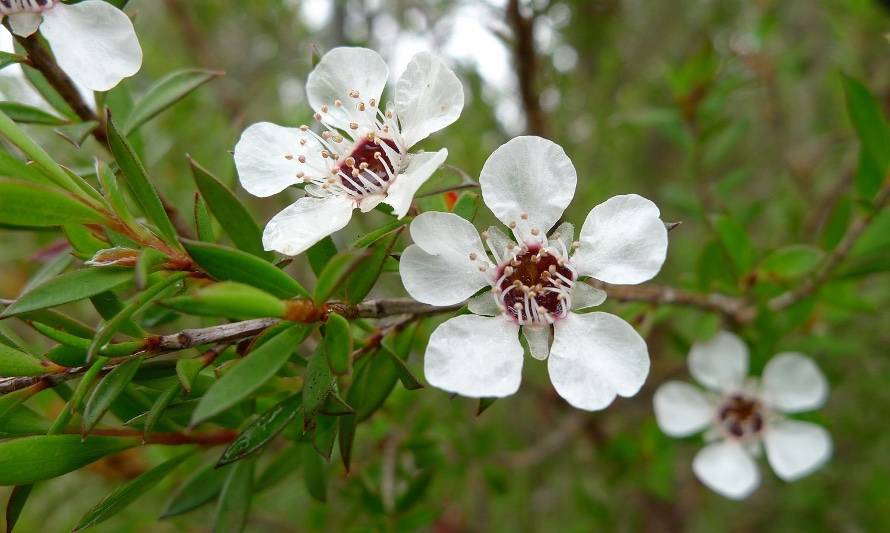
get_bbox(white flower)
[653,330,832,500]
[399,136,669,411]
[1,0,142,91]
[234,47,464,256]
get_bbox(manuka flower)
[399,136,669,411]
[234,47,464,256]
[1,0,142,91]
[653,330,832,499]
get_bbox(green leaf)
[106,112,179,246]
[0,102,67,126]
[176,358,204,394]
[381,345,424,390]
[184,240,309,298]
[842,74,890,196]
[351,217,412,248]
[191,324,311,425]
[88,273,187,360]
[213,458,254,533]
[82,356,144,434]
[452,191,480,221]
[135,248,167,290]
[313,250,371,305]
[303,351,334,417]
[338,414,356,472]
[193,192,215,242]
[160,462,230,519]
[74,451,193,531]
[711,214,754,275]
[5,484,32,533]
[0,51,24,70]
[347,325,416,422]
[143,381,182,440]
[342,232,399,304]
[0,110,82,194]
[758,245,825,280]
[0,150,52,186]
[217,393,302,467]
[311,414,337,460]
[0,435,137,485]
[306,236,338,276]
[0,344,51,377]
[1,268,132,318]
[190,157,269,259]
[0,179,107,228]
[163,281,286,320]
[477,397,497,416]
[302,443,326,502]
[324,314,352,375]
[124,69,222,134]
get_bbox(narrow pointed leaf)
[213,458,254,533]
[0,435,138,485]
[162,281,286,320]
[106,112,179,246]
[125,69,222,133]
[74,451,194,531]
[0,344,52,377]
[338,414,356,472]
[191,324,311,425]
[303,351,334,416]
[1,268,132,318]
[217,393,303,467]
[0,179,106,227]
[193,192,215,242]
[324,313,351,375]
[341,232,399,304]
[381,345,423,390]
[0,102,67,126]
[307,236,338,276]
[183,240,308,298]
[160,462,231,519]
[190,157,268,259]
[302,443,326,502]
[82,356,144,434]
[5,484,32,533]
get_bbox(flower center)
[717,394,764,439]
[0,0,53,13]
[337,137,400,194]
[494,245,575,325]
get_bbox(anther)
[530,228,540,236]
[284,154,293,160]
[469,252,477,260]
[520,212,529,220]
[334,99,343,107]
[509,221,517,229]
[298,155,307,163]
[320,104,329,113]
[349,90,360,98]
[349,122,359,130]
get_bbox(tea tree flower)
[653,331,832,499]
[1,0,142,91]
[234,47,464,256]
[399,136,669,410]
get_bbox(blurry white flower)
[234,47,464,256]
[399,136,669,411]
[653,331,832,500]
[1,0,142,91]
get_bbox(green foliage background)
[1,0,889,531]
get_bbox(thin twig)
[589,280,752,322]
[768,174,890,311]
[507,0,549,136]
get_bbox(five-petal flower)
[399,135,669,411]
[1,0,142,91]
[234,47,464,256]
[653,330,832,499]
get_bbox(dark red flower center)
[718,394,764,438]
[337,137,399,194]
[496,246,575,323]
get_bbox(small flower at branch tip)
[1,0,142,91]
[233,47,465,257]
[398,135,670,412]
[652,330,832,500]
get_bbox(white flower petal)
[306,47,388,132]
[522,325,551,360]
[234,122,326,198]
[424,314,523,398]
[761,353,828,413]
[8,13,41,37]
[573,194,668,285]
[548,312,650,411]
[399,211,489,306]
[40,0,142,91]
[548,221,574,254]
[653,381,714,437]
[395,52,464,148]
[570,282,607,310]
[479,136,577,245]
[467,291,500,316]
[688,330,749,392]
[693,440,760,500]
[764,420,832,481]
[262,195,354,256]
[384,148,448,218]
